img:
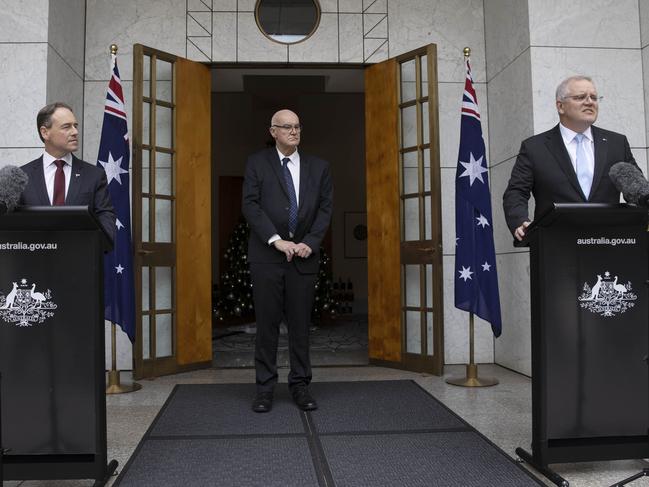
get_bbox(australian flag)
[454,59,502,337]
[97,54,135,342]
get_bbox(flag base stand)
[106,369,142,395]
[445,363,498,387]
[105,322,142,395]
[446,313,499,388]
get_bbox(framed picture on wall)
[344,211,367,259]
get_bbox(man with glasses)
[242,109,333,413]
[503,75,638,241]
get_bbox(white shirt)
[269,148,301,244]
[42,151,72,204]
[559,123,595,177]
[276,147,300,205]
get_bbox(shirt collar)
[276,148,299,166]
[559,123,593,144]
[43,151,72,167]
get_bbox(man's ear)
[556,100,564,115]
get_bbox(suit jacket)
[242,148,333,274]
[19,155,116,243]
[502,124,636,234]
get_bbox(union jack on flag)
[454,58,502,337]
[97,53,135,342]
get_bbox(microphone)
[0,165,28,215]
[609,162,649,207]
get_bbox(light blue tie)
[574,133,592,198]
[282,157,298,236]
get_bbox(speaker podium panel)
[0,206,113,483]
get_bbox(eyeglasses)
[563,94,603,103]
[272,124,302,132]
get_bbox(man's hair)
[36,102,73,142]
[555,75,594,101]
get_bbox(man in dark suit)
[503,75,637,241]
[242,109,333,413]
[19,102,115,243]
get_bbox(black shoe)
[291,386,318,411]
[252,392,273,413]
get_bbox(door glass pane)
[155,313,173,357]
[424,195,432,240]
[155,60,173,103]
[402,151,418,194]
[142,102,151,146]
[142,314,150,359]
[423,149,431,192]
[155,105,173,149]
[142,266,150,311]
[422,101,430,145]
[142,150,150,194]
[425,264,433,308]
[155,266,173,309]
[155,152,173,196]
[426,311,433,355]
[400,59,416,103]
[401,105,417,149]
[403,197,419,241]
[420,54,428,97]
[143,55,151,99]
[406,310,421,353]
[404,264,420,307]
[142,197,150,242]
[155,198,173,242]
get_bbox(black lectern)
[0,206,117,486]
[515,203,649,486]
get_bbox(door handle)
[137,249,155,255]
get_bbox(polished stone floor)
[3,364,649,487]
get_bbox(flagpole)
[104,44,141,395]
[446,47,498,388]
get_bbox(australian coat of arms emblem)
[0,278,57,326]
[578,271,637,317]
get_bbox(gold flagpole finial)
[110,44,118,55]
[463,47,471,58]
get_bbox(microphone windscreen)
[609,162,649,205]
[0,165,28,212]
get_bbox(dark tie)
[282,157,298,236]
[53,159,66,206]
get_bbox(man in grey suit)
[503,75,637,241]
[242,109,333,413]
[19,102,115,243]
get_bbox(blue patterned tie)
[282,157,298,236]
[574,133,592,198]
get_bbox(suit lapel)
[267,149,290,200]
[298,154,310,214]
[544,124,585,200]
[30,156,51,205]
[66,156,84,204]
[590,126,608,197]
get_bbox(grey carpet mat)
[114,380,543,487]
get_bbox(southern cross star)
[458,266,473,281]
[481,261,492,271]
[115,264,124,274]
[476,214,490,228]
[458,152,488,186]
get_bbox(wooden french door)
[365,44,444,375]
[132,44,212,379]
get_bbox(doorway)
[210,66,369,368]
